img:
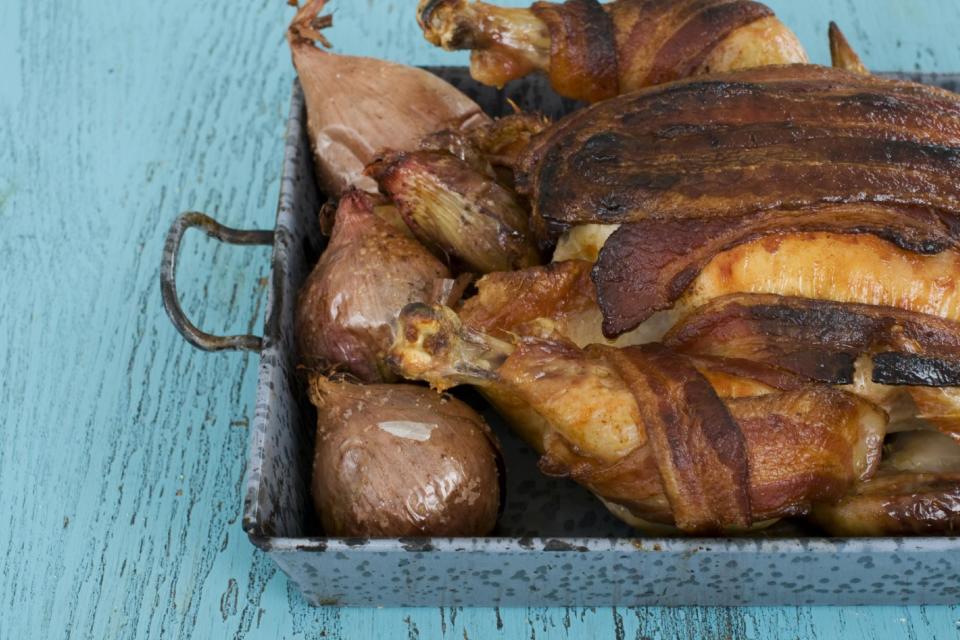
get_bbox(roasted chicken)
[387,64,960,533]
[290,0,960,536]
[418,0,808,102]
[390,303,887,533]
[811,431,960,536]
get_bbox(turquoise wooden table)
[3,0,960,637]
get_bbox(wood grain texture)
[1,0,959,638]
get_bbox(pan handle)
[161,212,274,352]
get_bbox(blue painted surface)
[1,0,959,637]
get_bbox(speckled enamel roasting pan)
[161,69,960,607]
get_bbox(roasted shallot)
[309,376,503,537]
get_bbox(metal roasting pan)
[161,69,960,606]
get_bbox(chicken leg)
[390,303,886,533]
[418,0,808,102]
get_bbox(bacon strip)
[872,354,960,387]
[517,65,960,225]
[592,204,960,336]
[685,353,815,394]
[630,0,774,86]
[593,344,883,529]
[664,293,960,386]
[595,343,752,532]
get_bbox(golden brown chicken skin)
[390,303,886,533]
[418,0,807,102]
[598,232,960,339]
[811,431,960,536]
[594,209,960,336]
[468,250,960,439]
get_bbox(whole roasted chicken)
[292,0,960,536]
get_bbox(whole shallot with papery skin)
[288,0,489,195]
[295,190,460,382]
[309,375,503,537]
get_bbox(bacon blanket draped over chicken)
[380,63,960,534]
[509,66,960,336]
[291,0,960,535]
[389,302,888,533]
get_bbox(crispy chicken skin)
[417,0,807,102]
[594,209,960,336]
[681,233,960,327]
[811,432,960,536]
[601,232,960,339]
[460,259,677,346]
[461,232,960,352]
[665,293,960,381]
[390,303,886,532]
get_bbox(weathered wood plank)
[1,0,959,638]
